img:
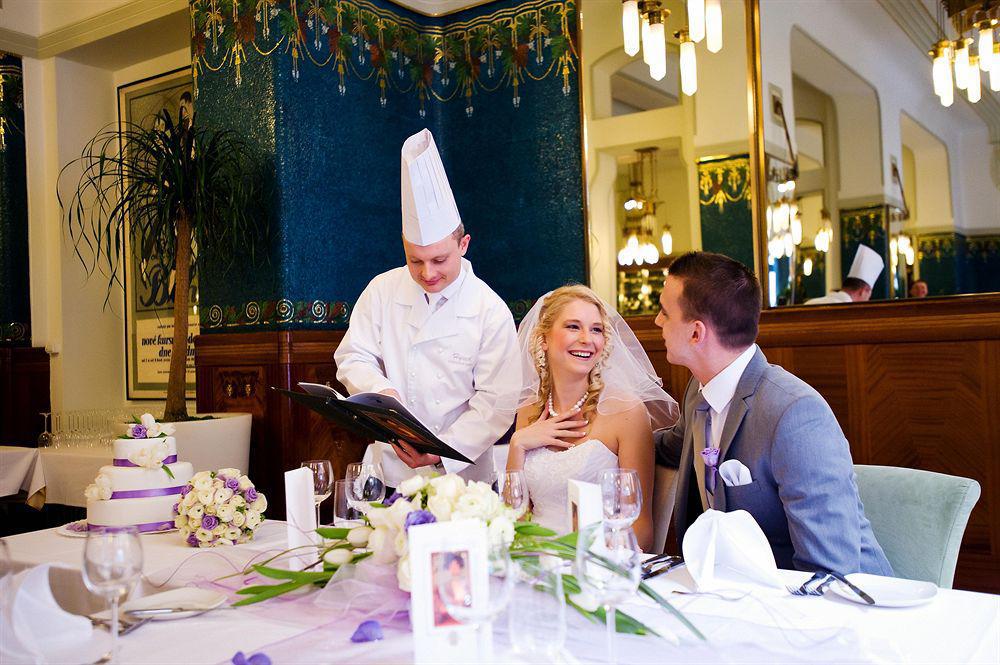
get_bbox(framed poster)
[117,67,197,399]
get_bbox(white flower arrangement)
[173,469,266,547]
[84,472,113,501]
[125,413,178,479]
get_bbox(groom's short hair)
[668,252,761,349]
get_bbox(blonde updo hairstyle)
[527,285,613,425]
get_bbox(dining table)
[3,519,998,664]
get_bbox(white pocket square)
[718,459,753,487]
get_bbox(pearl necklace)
[547,391,588,417]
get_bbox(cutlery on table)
[124,605,235,618]
[641,558,686,580]
[827,571,876,605]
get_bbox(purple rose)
[383,491,403,507]
[232,651,271,665]
[179,485,191,496]
[201,514,219,530]
[225,477,241,491]
[186,533,199,547]
[350,620,383,643]
[403,509,436,532]
[129,424,148,439]
[172,503,179,515]
[245,487,258,502]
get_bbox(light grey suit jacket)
[656,348,892,576]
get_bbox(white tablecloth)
[23,447,110,507]
[0,446,39,497]
[3,521,998,664]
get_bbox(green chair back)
[854,464,981,589]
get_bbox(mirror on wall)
[580,0,754,315]
[758,0,1000,307]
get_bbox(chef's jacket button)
[436,374,443,380]
[435,399,441,405]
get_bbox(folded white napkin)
[682,510,785,593]
[285,467,318,571]
[718,459,753,487]
[1,564,94,664]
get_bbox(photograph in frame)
[117,67,197,399]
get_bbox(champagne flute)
[38,412,52,447]
[600,468,643,530]
[81,527,143,665]
[345,462,386,508]
[498,470,530,520]
[574,523,642,665]
[301,460,334,528]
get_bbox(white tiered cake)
[85,437,194,532]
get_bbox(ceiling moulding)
[386,0,498,17]
[0,0,185,60]
[877,0,1000,143]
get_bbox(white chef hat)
[847,244,884,287]
[400,129,461,246]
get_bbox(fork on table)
[787,571,835,597]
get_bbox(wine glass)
[37,413,52,448]
[345,462,386,508]
[332,479,363,526]
[81,527,143,665]
[507,554,567,661]
[497,470,530,520]
[574,523,642,665]
[301,460,334,528]
[600,468,643,530]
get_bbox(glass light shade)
[898,234,910,253]
[680,38,697,96]
[705,0,722,53]
[627,234,640,251]
[791,217,803,245]
[890,236,898,257]
[904,246,915,266]
[803,257,813,277]
[642,243,660,264]
[932,51,952,97]
[687,0,705,43]
[661,229,673,255]
[641,17,652,65]
[622,1,641,57]
[992,46,1000,90]
[648,25,667,80]
[955,40,970,89]
[978,25,993,71]
[766,205,773,236]
[783,233,794,259]
[968,57,982,102]
[617,248,629,266]
[939,78,955,106]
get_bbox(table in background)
[0,446,38,497]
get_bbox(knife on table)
[827,572,876,605]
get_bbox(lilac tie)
[694,395,718,508]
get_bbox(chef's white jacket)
[334,259,520,486]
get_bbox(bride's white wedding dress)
[522,439,618,534]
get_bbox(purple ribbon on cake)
[110,485,186,499]
[88,520,175,533]
[113,454,177,467]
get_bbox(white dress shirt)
[699,344,758,451]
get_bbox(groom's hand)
[396,441,442,469]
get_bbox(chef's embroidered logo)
[450,352,473,365]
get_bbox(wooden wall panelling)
[0,347,50,446]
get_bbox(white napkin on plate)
[285,467,318,570]
[682,509,785,593]
[1,564,94,664]
[718,459,753,487]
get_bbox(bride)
[506,285,678,551]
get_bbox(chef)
[806,244,885,305]
[334,128,521,488]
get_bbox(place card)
[567,479,603,533]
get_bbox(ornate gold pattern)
[698,157,750,212]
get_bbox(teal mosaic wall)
[0,54,30,345]
[840,205,889,300]
[191,0,585,331]
[917,232,1000,296]
[697,154,753,270]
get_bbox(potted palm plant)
[59,109,267,424]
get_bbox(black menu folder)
[274,383,473,464]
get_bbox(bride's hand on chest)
[511,409,590,452]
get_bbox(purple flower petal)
[350,620,383,643]
[202,514,219,530]
[172,503,179,515]
[383,491,403,507]
[246,654,271,665]
[245,487,258,502]
[129,424,148,439]
[403,509,436,532]
[186,533,199,547]
[225,477,241,491]
[179,485,191,496]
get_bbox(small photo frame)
[568,479,603,533]
[408,519,489,664]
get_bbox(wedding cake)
[85,416,193,532]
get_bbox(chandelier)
[929,0,998,106]
[620,0,722,92]
[618,147,665,267]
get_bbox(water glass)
[81,527,143,664]
[332,479,362,526]
[508,555,566,661]
[345,462,386,507]
[497,470,530,520]
[574,523,642,665]
[600,468,642,530]
[301,460,334,527]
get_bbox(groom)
[654,252,891,575]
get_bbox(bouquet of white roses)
[174,468,267,547]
